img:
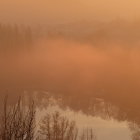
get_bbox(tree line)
[0,24,33,51]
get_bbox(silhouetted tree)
[39,112,96,140]
[0,97,35,140]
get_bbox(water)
[1,26,140,139]
[33,91,134,140]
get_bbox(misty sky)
[0,0,140,25]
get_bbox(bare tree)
[0,97,97,140]
[39,112,78,140]
[0,97,36,140]
[39,112,96,140]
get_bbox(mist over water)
[1,1,140,138]
[1,38,140,99]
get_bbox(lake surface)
[31,91,137,140]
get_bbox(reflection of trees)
[47,92,140,139]
[57,93,122,121]
[56,92,139,124]
[23,91,140,126]
[8,91,140,129]
[1,90,140,139]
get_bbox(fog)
[1,38,140,102]
[1,1,140,139]
[1,0,140,24]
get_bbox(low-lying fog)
[1,39,140,101]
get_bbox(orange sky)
[0,0,140,24]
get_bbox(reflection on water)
[33,91,134,140]
[1,90,140,140]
